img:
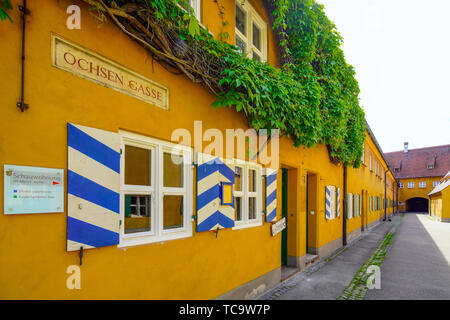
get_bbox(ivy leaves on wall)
[267,0,366,167]
[0,0,12,22]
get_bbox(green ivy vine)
[2,0,366,168]
[141,0,366,167]
[0,0,12,22]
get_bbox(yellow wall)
[0,0,395,299]
[430,188,450,219]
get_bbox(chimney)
[404,142,409,153]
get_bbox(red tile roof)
[385,144,450,179]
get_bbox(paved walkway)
[258,215,401,300]
[366,213,450,300]
[258,213,450,300]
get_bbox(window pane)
[249,169,256,192]
[163,152,184,188]
[124,195,151,234]
[252,23,261,50]
[125,145,151,186]
[252,51,261,62]
[235,196,242,221]
[180,1,189,12]
[249,197,256,220]
[236,4,246,35]
[163,195,184,230]
[235,166,242,191]
[235,35,246,54]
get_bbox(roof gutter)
[365,121,397,185]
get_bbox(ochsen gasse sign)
[51,34,169,110]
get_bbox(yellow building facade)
[385,144,450,213]
[429,172,450,222]
[397,177,441,212]
[0,0,396,299]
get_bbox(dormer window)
[394,168,400,172]
[427,164,434,169]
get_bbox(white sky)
[318,0,450,152]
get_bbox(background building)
[385,143,450,212]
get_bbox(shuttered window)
[336,188,341,217]
[120,131,193,247]
[325,186,336,220]
[67,123,121,252]
[265,168,277,222]
[346,193,353,219]
[233,162,264,229]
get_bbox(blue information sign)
[4,165,64,215]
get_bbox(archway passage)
[406,197,428,212]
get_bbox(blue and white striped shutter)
[266,168,277,222]
[196,153,235,232]
[67,123,120,252]
[336,188,341,217]
[331,186,336,219]
[325,186,335,220]
[347,193,353,219]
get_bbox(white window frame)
[178,0,201,22]
[361,144,365,165]
[419,181,426,188]
[369,155,373,171]
[433,181,440,188]
[235,0,268,62]
[408,182,415,189]
[119,131,193,247]
[399,182,404,189]
[190,0,201,21]
[232,160,263,230]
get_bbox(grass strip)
[337,214,404,300]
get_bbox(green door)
[306,174,309,253]
[281,168,288,265]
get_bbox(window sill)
[118,230,193,248]
[232,219,263,230]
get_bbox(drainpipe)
[392,181,395,216]
[343,165,347,246]
[17,0,29,112]
[383,170,391,222]
[396,182,399,214]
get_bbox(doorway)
[281,168,288,266]
[406,197,428,212]
[280,166,302,279]
[306,173,318,255]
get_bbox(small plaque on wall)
[271,217,286,236]
[4,165,64,215]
